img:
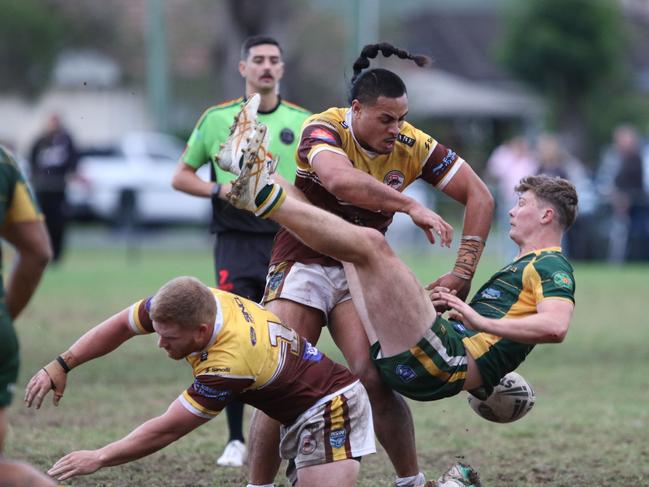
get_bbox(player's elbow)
[544,323,569,343]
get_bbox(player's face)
[351,95,408,154]
[153,321,201,360]
[239,44,284,95]
[508,191,547,245]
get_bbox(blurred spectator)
[535,133,599,259]
[29,114,78,263]
[597,125,649,262]
[486,136,538,256]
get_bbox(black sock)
[225,401,245,443]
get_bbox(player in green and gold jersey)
[0,145,51,453]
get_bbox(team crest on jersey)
[280,128,295,144]
[300,434,317,455]
[329,429,347,449]
[267,270,284,292]
[396,364,417,383]
[384,170,405,190]
[397,133,415,147]
[552,271,574,290]
[481,288,501,300]
[250,326,257,346]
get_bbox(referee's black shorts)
[213,231,275,303]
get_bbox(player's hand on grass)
[426,273,471,311]
[406,203,453,247]
[439,292,487,331]
[48,450,102,481]
[24,361,68,408]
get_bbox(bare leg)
[330,300,419,478]
[247,299,325,484]
[270,197,436,356]
[247,409,282,484]
[297,459,359,487]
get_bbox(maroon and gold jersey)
[270,107,465,266]
[127,288,354,425]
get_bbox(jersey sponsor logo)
[250,326,257,346]
[329,428,347,449]
[234,296,254,323]
[383,170,405,190]
[424,137,434,151]
[480,288,501,300]
[431,149,457,175]
[339,120,349,129]
[397,133,415,147]
[302,341,323,362]
[395,364,417,383]
[200,351,209,362]
[193,380,231,400]
[300,434,317,455]
[552,271,574,290]
[280,128,295,144]
[309,128,338,145]
[208,366,230,373]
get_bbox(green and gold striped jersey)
[0,146,43,303]
[459,247,575,389]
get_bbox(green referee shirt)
[182,96,310,233]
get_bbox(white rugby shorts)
[264,261,352,314]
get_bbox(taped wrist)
[452,235,486,280]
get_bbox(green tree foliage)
[0,0,69,95]
[499,0,638,160]
[501,0,624,97]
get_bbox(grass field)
[5,242,649,486]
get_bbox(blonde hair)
[150,277,216,329]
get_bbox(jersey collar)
[188,293,223,357]
[243,95,282,114]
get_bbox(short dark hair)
[241,35,282,60]
[348,42,429,105]
[515,175,579,229]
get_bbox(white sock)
[395,472,426,487]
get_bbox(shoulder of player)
[530,250,574,276]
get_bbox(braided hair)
[349,42,430,105]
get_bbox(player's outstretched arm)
[24,308,137,408]
[312,151,453,246]
[440,292,574,344]
[47,399,208,481]
[427,163,494,301]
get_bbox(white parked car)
[68,132,211,225]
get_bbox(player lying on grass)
[224,138,578,483]
[24,277,375,486]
